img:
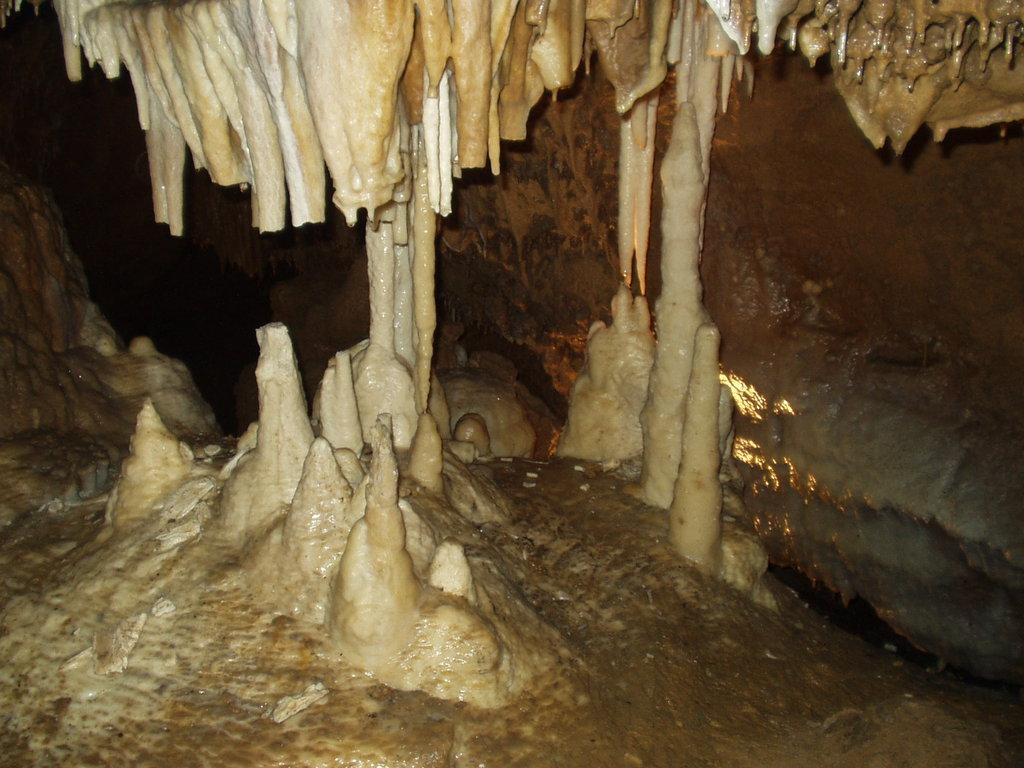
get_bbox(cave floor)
[0,456,1020,767]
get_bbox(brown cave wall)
[437,71,625,405]
[702,56,1024,682]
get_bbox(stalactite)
[412,130,439,415]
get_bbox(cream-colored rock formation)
[33,0,971,609]
[558,283,655,462]
[442,371,536,459]
[0,0,1021,760]
[105,400,193,531]
[66,324,558,710]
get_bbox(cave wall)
[703,56,1024,682]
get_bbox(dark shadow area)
[770,564,1022,694]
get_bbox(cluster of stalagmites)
[106,323,540,707]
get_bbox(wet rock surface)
[704,56,1024,683]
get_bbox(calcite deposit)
[1,0,1023,763]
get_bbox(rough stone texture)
[440,57,1024,681]
[0,161,217,520]
[704,56,1024,683]
[438,72,627,401]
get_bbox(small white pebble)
[883,642,898,653]
[525,471,539,478]
[270,682,328,723]
[764,649,779,660]
[574,465,585,472]
[203,444,222,458]
[152,597,176,617]
[522,482,536,489]
[60,647,93,671]
[579,484,590,492]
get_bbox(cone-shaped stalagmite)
[221,323,314,542]
[330,415,420,668]
[313,350,363,455]
[245,437,359,622]
[284,438,356,579]
[669,323,723,573]
[428,539,475,602]
[559,283,655,462]
[106,399,192,529]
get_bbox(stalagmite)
[286,438,356,552]
[333,448,365,490]
[559,283,655,462]
[330,416,421,668]
[428,539,475,602]
[220,323,313,542]
[668,323,723,573]
[246,437,358,622]
[408,412,444,493]
[106,400,192,530]
[453,413,492,458]
[327,419,519,706]
[443,372,535,457]
[312,351,363,455]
